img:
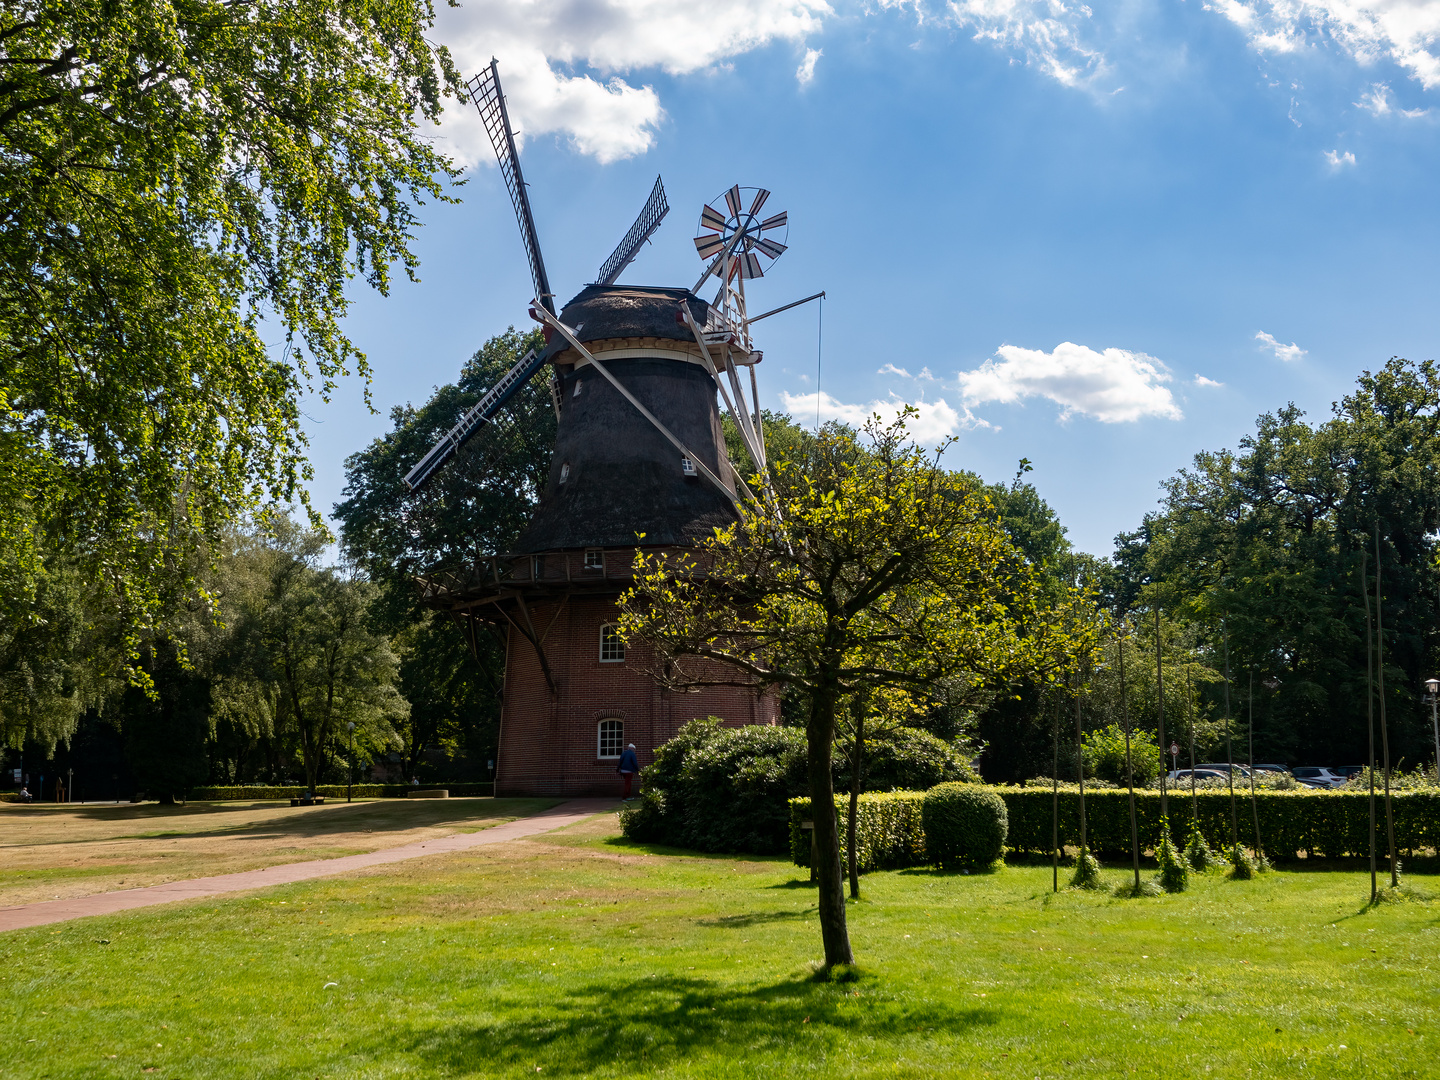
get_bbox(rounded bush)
[922,782,1008,869]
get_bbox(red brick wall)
[495,592,778,797]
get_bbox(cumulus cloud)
[954,342,1182,423]
[1194,374,1225,387]
[1210,1,1440,90]
[797,47,823,85]
[1255,331,1307,362]
[778,391,986,440]
[431,0,830,164]
[1324,148,1358,167]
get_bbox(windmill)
[407,60,820,797]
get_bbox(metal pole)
[1156,606,1168,829]
[1362,547,1377,903]
[347,722,355,803]
[1120,630,1140,892]
[1052,692,1060,893]
[1224,620,1238,854]
[1375,528,1398,889]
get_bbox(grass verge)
[1,814,1435,1079]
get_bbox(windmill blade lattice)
[468,60,554,315]
[693,186,788,282]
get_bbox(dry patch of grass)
[0,797,554,905]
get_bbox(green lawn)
[2,813,1436,1079]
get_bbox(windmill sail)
[403,347,546,491]
[468,60,554,315]
[596,176,669,285]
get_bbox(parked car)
[1292,766,1347,789]
[1251,763,1290,775]
[1196,762,1252,777]
[1167,769,1229,783]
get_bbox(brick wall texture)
[496,591,777,797]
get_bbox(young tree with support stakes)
[618,414,1098,969]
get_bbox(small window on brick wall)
[584,548,603,570]
[598,719,623,759]
[599,623,625,663]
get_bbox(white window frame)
[598,719,624,759]
[573,378,584,398]
[584,548,603,570]
[559,462,570,483]
[680,456,697,476]
[599,623,625,663]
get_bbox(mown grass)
[0,798,555,905]
[1,814,1436,1079]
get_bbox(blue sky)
[304,0,1440,557]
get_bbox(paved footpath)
[0,799,617,933]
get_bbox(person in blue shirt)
[617,743,639,800]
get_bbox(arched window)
[599,623,625,663]
[598,719,624,759]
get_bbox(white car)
[1291,766,1347,789]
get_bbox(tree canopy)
[618,413,1100,968]
[0,0,462,738]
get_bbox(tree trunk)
[847,709,864,900]
[808,681,854,969]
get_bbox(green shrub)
[1227,844,1256,880]
[1156,818,1188,892]
[679,724,808,854]
[1185,816,1224,871]
[789,792,927,871]
[1082,724,1162,787]
[839,729,979,791]
[1069,847,1103,890]
[618,718,807,855]
[922,783,1007,869]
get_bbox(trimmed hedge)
[186,783,494,801]
[789,792,928,871]
[998,788,1439,859]
[923,784,1008,869]
[788,787,1439,869]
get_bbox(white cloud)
[1324,148,1358,166]
[1255,331,1307,362]
[877,363,913,377]
[1210,1,1440,90]
[797,47,823,85]
[1194,374,1225,387]
[1355,81,1431,116]
[778,391,987,440]
[955,342,1182,423]
[431,1,830,164]
[1357,81,1394,113]
[879,0,1110,89]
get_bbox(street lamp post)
[1426,678,1440,783]
[347,722,356,803]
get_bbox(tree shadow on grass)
[598,835,791,865]
[694,910,812,928]
[4,798,558,848]
[401,973,999,1076]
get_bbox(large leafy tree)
[1139,358,1440,764]
[334,328,555,773]
[0,0,462,740]
[618,414,1098,969]
[223,520,407,790]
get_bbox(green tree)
[226,520,407,790]
[334,328,554,774]
[619,414,1096,969]
[0,0,462,723]
[1138,359,1440,766]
